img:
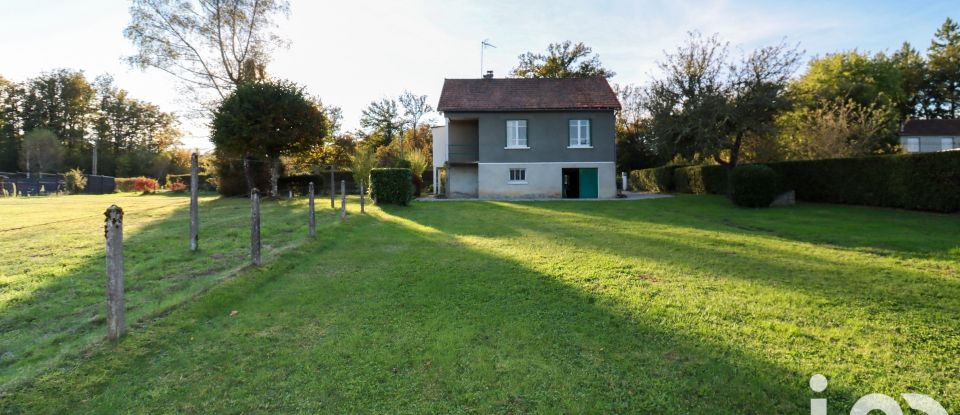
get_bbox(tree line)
[0,69,185,178]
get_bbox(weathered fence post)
[340,180,346,220]
[189,152,199,252]
[360,180,365,214]
[250,189,261,266]
[104,205,125,341]
[288,189,293,199]
[308,181,316,237]
[329,166,335,209]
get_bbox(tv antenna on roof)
[480,39,496,77]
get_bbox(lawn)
[2,194,959,413]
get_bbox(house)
[433,73,621,199]
[899,119,960,153]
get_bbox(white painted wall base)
[477,162,616,199]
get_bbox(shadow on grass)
[0,195,332,392]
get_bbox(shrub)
[133,177,159,194]
[630,165,684,192]
[64,168,87,194]
[674,165,728,194]
[729,165,779,208]
[370,168,413,205]
[165,174,216,191]
[167,180,187,192]
[115,178,137,192]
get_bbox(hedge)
[632,151,960,212]
[674,165,729,195]
[370,168,413,205]
[729,165,779,208]
[165,174,216,192]
[629,165,685,192]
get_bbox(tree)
[646,32,800,170]
[926,17,960,118]
[779,99,897,160]
[613,84,661,171]
[398,91,433,153]
[124,0,290,109]
[19,129,64,174]
[350,146,375,196]
[790,51,903,111]
[891,42,928,119]
[360,98,403,148]
[0,76,20,171]
[510,41,615,79]
[19,69,97,168]
[211,80,327,196]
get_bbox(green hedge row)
[370,168,413,206]
[630,151,960,212]
[629,165,685,192]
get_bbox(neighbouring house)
[899,119,960,153]
[433,73,621,199]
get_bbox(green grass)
[2,194,959,413]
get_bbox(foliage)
[510,41,615,78]
[349,147,376,191]
[790,51,904,110]
[370,168,412,205]
[646,32,800,169]
[614,84,662,171]
[404,150,429,196]
[166,180,187,192]
[134,177,160,194]
[926,17,960,118]
[399,91,434,145]
[769,151,960,212]
[63,168,87,194]
[124,0,290,108]
[165,173,215,191]
[360,98,403,148]
[729,165,779,208]
[114,178,137,192]
[5,196,960,413]
[674,165,729,195]
[211,80,327,196]
[629,165,685,192]
[778,99,898,160]
[19,129,64,173]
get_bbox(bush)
[729,165,779,208]
[115,178,136,192]
[165,174,216,191]
[630,165,685,192]
[134,177,159,194]
[674,165,728,194]
[167,181,187,192]
[370,168,413,205]
[64,168,87,194]
[767,151,960,212]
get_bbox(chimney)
[483,70,494,79]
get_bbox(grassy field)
[2,194,959,413]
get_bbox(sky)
[1,0,956,150]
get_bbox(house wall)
[900,136,959,153]
[478,162,616,199]
[447,165,478,198]
[447,119,479,163]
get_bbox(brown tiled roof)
[900,119,960,136]
[438,77,621,112]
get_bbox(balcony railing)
[448,144,479,163]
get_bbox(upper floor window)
[905,137,920,153]
[942,137,955,151]
[506,120,528,148]
[569,119,591,147]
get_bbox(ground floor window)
[509,168,526,183]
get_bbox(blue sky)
[1,0,956,149]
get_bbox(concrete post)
[329,166,335,209]
[250,189,261,266]
[189,152,199,251]
[92,141,98,176]
[359,180,365,214]
[622,172,628,192]
[308,181,316,237]
[288,189,293,199]
[104,205,125,341]
[340,180,346,220]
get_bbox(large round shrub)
[729,164,779,208]
[370,168,413,205]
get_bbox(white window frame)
[941,137,955,151]
[506,120,528,149]
[508,168,527,184]
[568,119,591,148]
[905,137,920,153]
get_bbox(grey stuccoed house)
[432,72,622,199]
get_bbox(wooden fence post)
[340,180,346,220]
[250,189,261,266]
[104,205,125,341]
[308,181,316,237]
[329,166,335,209]
[360,180,365,214]
[190,152,199,251]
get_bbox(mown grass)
[2,194,959,413]
[0,193,342,392]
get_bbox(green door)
[578,168,598,198]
